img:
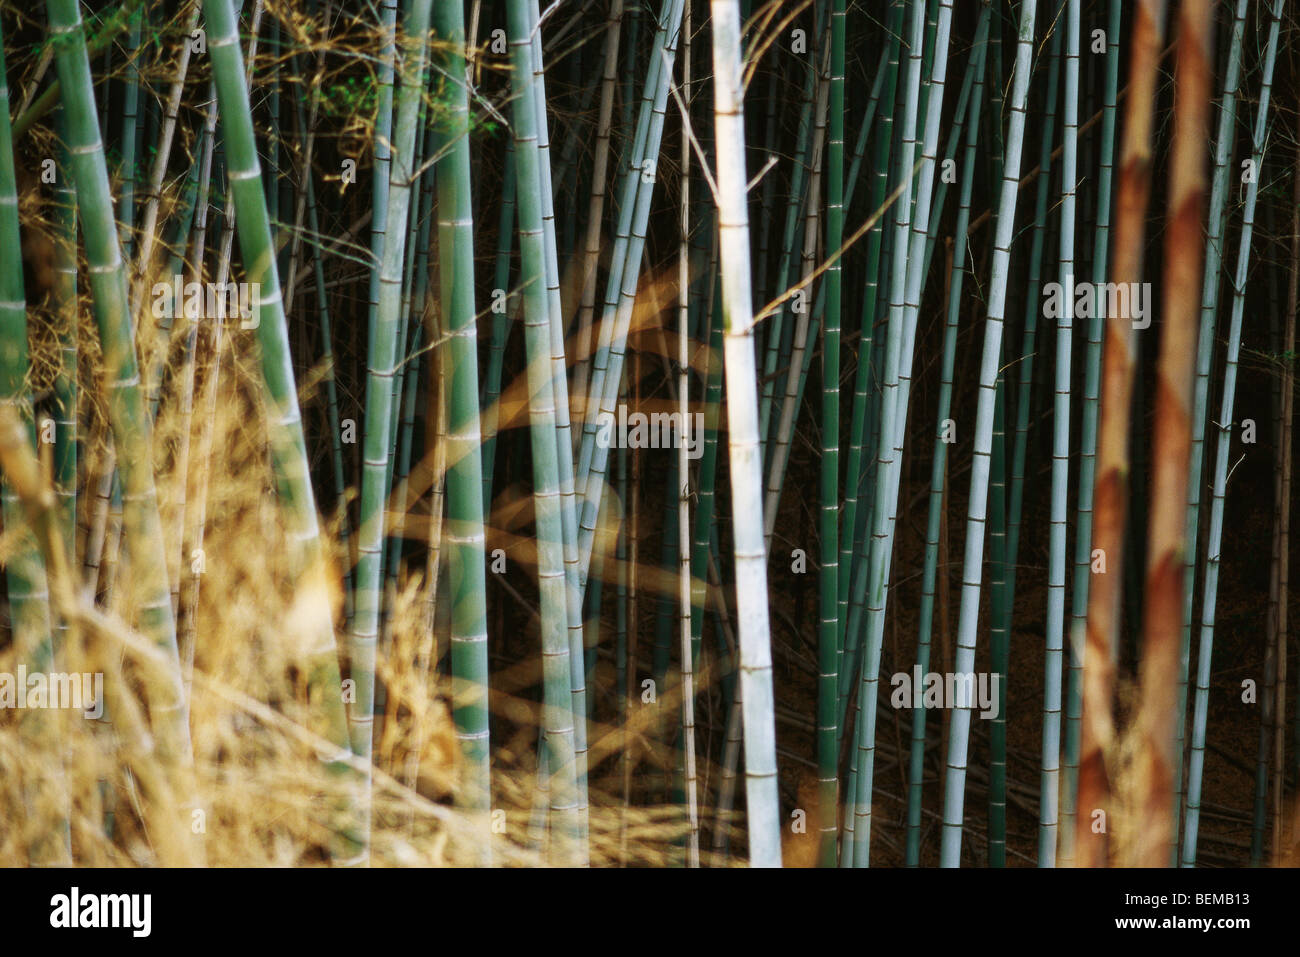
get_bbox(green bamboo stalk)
[52,108,78,595]
[479,140,515,511]
[202,0,357,858]
[116,6,141,255]
[432,0,492,861]
[815,0,845,868]
[838,5,904,737]
[507,0,581,864]
[47,0,192,771]
[1,21,68,865]
[347,0,432,858]
[988,368,1008,865]
[523,0,589,847]
[757,63,816,458]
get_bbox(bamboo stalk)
[938,0,1036,868]
[710,0,781,868]
[1076,0,1166,870]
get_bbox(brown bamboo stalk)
[1129,0,1212,868]
[1076,0,1167,869]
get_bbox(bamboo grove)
[0,0,1297,868]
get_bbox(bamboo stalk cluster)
[0,0,1296,868]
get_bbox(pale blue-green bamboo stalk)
[507,0,581,864]
[348,0,432,858]
[762,41,828,545]
[906,5,989,866]
[939,0,1037,868]
[1174,0,1249,865]
[1182,0,1283,867]
[852,0,953,866]
[573,0,624,413]
[523,0,589,846]
[1061,0,1121,868]
[574,0,688,591]
[1040,0,1079,867]
[47,0,192,768]
[432,0,492,861]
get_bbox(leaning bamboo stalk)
[0,24,68,865]
[46,0,191,763]
[51,108,78,606]
[573,0,625,414]
[347,0,433,859]
[1173,0,1248,862]
[836,31,899,648]
[1182,0,1282,867]
[853,0,954,867]
[907,5,990,866]
[45,0,202,865]
[993,7,1063,864]
[573,0,687,587]
[523,0,589,848]
[507,0,582,865]
[202,0,358,859]
[762,40,828,546]
[938,0,1037,868]
[133,0,202,280]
